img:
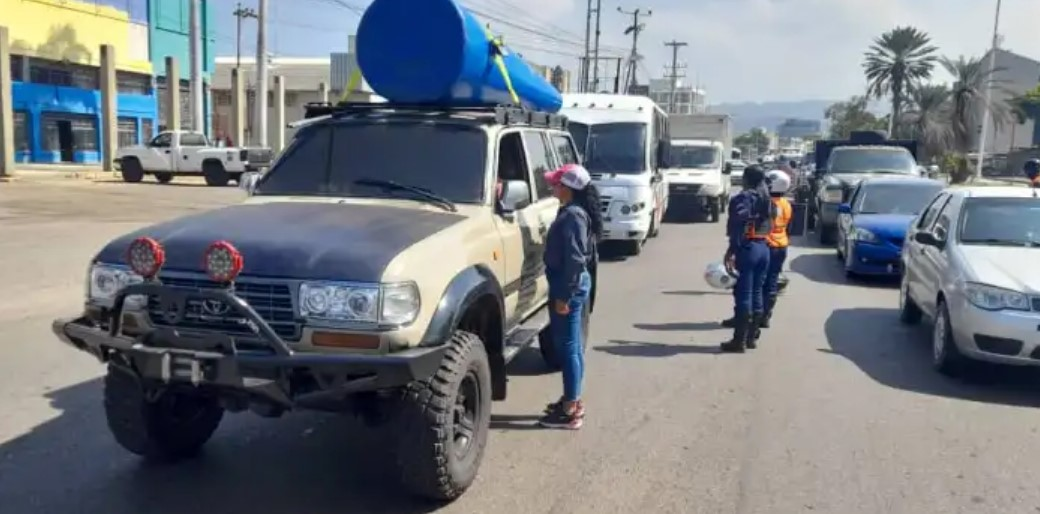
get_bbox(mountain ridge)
[708,99,887,134]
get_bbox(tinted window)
[829,148,915,174]
[959,198,1040,246]
[567,122,647,174]
[917,193,947,229]
[670,145,719,168]
[852,183,943,215]
[256,121,487,203]
[550,133,579,166]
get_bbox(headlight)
[618,202,645,215]
[88,264,145,308]
[822,187,843,203]
[299,281,420,325]
[964,282,1030,311]
[852,227,878,243]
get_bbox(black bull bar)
[52,282,447,407]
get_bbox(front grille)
[599,195,612,213]
[146,275,299,341]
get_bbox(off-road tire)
[203,161,230,187]
[538,300,591,370]
[120,158,144,183]
[395,331,492,501]
[898,273,923,325]
[154,172,174,184]
[103,365,224,461]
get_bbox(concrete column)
[164,56,181,131]
[230,68,245,146]
[273,75,285,152]
[0,26,15,177]
[99,44,118,171]
[318,82,328,103]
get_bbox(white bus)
[560,93,671,256]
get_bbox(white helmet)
[705,261,739,290]
[766,169,791,194]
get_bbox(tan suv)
[51,103,597,501]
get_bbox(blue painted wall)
[11,82,157,164]
[149,0,216,135]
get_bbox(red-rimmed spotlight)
[126,236,165,279]
[203,241,244,283]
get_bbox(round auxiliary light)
[126,236,165,278]
[203,241,244,283]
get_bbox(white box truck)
[665,114,734,222]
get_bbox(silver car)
[899,186,1040,376]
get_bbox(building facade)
[529,63,572,93]
[2,0,215,164]
[648,78,706,115]
[978,48,1040,153]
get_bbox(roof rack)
[301,101,568,130]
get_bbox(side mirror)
[837,203,851,214]
[239,172,261,195]
[497,180,531,213]
[913,230,943,247]
[723,163,733,175]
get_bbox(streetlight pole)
[233,3,258,70]
[974,0,1002,180]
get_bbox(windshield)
[254,121,487,203]
[959,197,1040,246]
[670,145,719,168]
[829,148,915,174]
[853,183,942,215]
[567,122,647,174]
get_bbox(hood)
[826,172,918,187]
[95,202,465,282]
[958,246,1040,293]
[852,213,915,239]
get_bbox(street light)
[974,0,1003,181]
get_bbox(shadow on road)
[0,378,454,514]
[504,347,555,376]
[633,321,721,332]
[789,253,898,289]
[595,339,721,357]
[824,308,1040,408]
[661,289,728,296]
[490,414,544,431]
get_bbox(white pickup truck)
[116,131,273,186]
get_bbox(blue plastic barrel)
[355,0,563,113]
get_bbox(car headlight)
[822,187,843,203]
[88,264,146,308]
[852,227,878,243]
[298,281,420,325]
[618,201,646,215]
[964,282,1030,311]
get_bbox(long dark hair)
[572,183,605,242]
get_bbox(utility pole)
[233,2,258,70]
[591,0,602,92]
[618,6,650,94]
[255,0,269,147]
[189,0,203,133]
[664,40,687,114]
[975,0,1003,180]
[581,0,593,92]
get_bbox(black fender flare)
[418,265,505,348]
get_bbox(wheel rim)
[452,370,480,460]
[933,309,946,362]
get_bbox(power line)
[618,6,650,93]
[663,40,687,113]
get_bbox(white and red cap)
[543,163,591,190]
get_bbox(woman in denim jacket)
[538,164,603,430]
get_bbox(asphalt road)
[3,179,1040,514]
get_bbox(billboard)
[3,0,152,74]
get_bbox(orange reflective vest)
[766,197,792,248]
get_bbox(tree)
[903,84,954,162]
[942,55,1009,153]
[862,26,939,139]
[825,96,886,139]
[735,127,770,156]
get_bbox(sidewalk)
[0,164,118,183]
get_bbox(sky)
[213,0,1040,104]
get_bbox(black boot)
[746,313,764,349]
[720,315,749,353]
[720,316,735,328]
[761,296,778,329]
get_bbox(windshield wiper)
[963,238,1040,247]
[354,178,458,212]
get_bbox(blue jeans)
[547,271,591,402]
[764,246,788,301]
[732,240,770,318]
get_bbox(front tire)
[933,300,970,377]
[708,198,721,223]
[898,272,923,325]
[103,365,224,461]
[538,300,591,370]
[395,331,492,501]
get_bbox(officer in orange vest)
[762,170,793,328]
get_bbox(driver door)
[144,133,174,170]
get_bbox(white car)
[899,185,1040,376]
[728,159,747,185]
[116,131,272,187]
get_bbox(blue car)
[836,176,944,278]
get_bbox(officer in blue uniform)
[721,165,775,353]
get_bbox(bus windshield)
[568,122,648,174]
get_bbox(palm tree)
[904,84,954,162]
[942,55,1009,153]
[862,26,939,139]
